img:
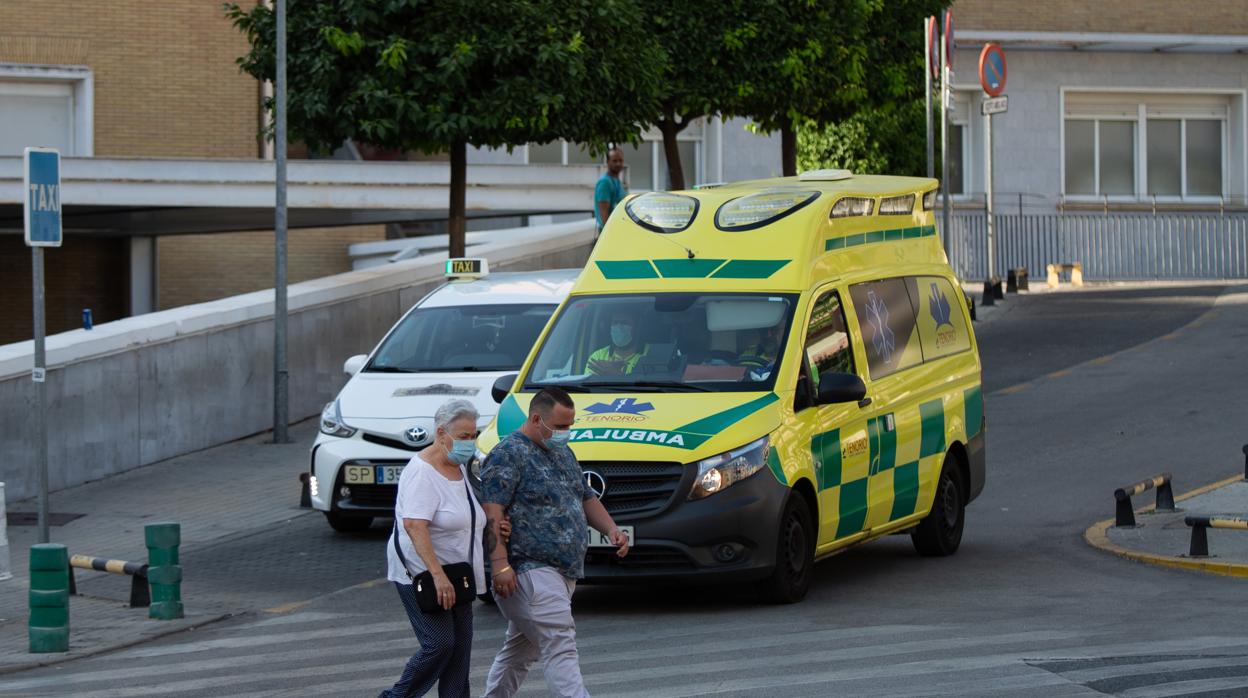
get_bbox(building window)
[947,124,965,195]
[0,65,93,156]
[525,126,705,192]
[1064,92,1229,201]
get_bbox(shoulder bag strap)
[463,475,477,566]
[392,520,412,579]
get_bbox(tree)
[736,0,874,177]
[227,0,663,256]
[636,0,773,191]
[797,0,950,177]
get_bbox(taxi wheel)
[911,456,965,557]
[758,494,814,604]
[325,512,373,533]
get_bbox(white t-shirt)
[386,458,486,591]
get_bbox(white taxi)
[309,259,578,532]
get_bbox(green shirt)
[594,173,626,228]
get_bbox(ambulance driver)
[585,308,647,376]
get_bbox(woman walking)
[380,399,486,698]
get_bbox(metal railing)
[947,209,1248,282]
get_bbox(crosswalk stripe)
[1058,654,1248,683]
[1118,676,1248,698]
[242,611,355,628]
[117,620,408,658]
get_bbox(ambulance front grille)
[580,461,684,520]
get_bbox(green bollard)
[29,543,70,653]
[145,522,183,620]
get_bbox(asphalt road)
[5,283,1248,697]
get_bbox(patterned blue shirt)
[481,431,594,579]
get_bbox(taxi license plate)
[343,464,404,485]
[587,525,633,549]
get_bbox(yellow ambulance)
[479,170,985,603]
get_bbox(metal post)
[985,111,995,286]
[273,0,290,444]
[939,28,952,262]
[925,19,934,180]
[32,247,49,544]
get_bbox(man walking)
[594,147,627,234]
[480,387,630,698]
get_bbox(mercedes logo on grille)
[584,470,607,498]
[403,426,429,446]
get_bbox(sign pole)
[32,247,49,544]
[940,13,952,261]
[273,0,290,444]
[24,146,61,545]
[924,18,934,179]
[977,43,1008,305]
[985,111,995,290]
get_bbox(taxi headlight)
[624,192,700,233]
[689,436,770,500]
[716,190,820,231]
[320,400,356,438]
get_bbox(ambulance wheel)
[325,512,373,533]
[758,494,814,604]
[911,456,965,557]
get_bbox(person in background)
[594,147,627,234]
[480,387,630,698]
[380,399,484,698]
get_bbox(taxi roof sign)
[445,257,489,279]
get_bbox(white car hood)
[337,370,507,423]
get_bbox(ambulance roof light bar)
[798,169,854,181]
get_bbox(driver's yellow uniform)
[738,342,778,367]
[584,345,646,375]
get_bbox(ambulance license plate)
[587,525,633,548]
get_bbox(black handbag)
[393,475,478,613]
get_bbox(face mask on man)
[447,438,477,465]
[540,417,571,449]
[610,323,633,348]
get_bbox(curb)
[1084,473,1248,579]
[0,611,234,677]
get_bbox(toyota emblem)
[584,470,607,498]
[403,426,429,445]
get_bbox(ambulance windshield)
[523,293,797,392]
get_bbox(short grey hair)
[434,398,479,431]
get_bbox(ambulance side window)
[802,290,855,396]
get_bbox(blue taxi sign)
[24,148,62,248]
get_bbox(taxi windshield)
[522,293,796,392]
[366,303,557,373]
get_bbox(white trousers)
[483,566,588,698]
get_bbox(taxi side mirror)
[492,374,518,404]
[816,372,867,405]
[343,354,368,376]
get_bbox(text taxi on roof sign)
[480,170,986,603]
[307,257,577,535]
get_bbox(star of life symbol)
[928,283,953,328]
[866,290,895,364]
[584,398,654,415]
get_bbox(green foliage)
[225,0,664,155]
[797,100,927,176]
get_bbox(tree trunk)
[658,119,685,192]
[448,138,467,258]
[781,124,797,177]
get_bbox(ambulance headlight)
[320,400,356,438]
[689,436,770,500]
[624,192,699,233]
[716,190,820,231]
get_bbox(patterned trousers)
[379,582,474,698]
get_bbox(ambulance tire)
[758,494,814,604]
[911,456,965,557]
[325,512,373,533]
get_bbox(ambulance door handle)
[857,397,872,409]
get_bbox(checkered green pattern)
[824,225,937,252]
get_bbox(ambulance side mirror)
[492,374,518,404]
[815,372,867,405]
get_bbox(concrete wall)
[0,221,595,502]
[948,48,1248,211]
[721,117,783,183]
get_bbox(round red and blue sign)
[978,43,1007,97]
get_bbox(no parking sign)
[978,44,1007,97]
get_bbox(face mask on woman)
[446,438,477,465]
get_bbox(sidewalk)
[0,419,318,674]
[1086,472,1248,578]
